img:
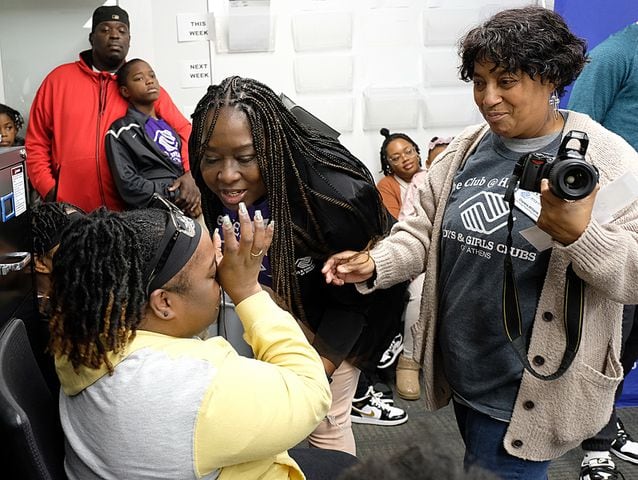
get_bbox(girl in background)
[0,103,25,147]
[376,128,423,220]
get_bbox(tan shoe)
[396,355,421,400]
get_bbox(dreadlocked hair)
[378,128,421,176]
[48,208,167,373]
[189,76,388,321]
[31,202,85,256]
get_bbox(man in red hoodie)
[26,5,201,215]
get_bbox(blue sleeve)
[568,36,632,122]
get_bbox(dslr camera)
[505,130,599,202]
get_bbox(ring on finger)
[250,249,264,257]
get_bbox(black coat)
[105,107,184,208]
[288,142,408,373]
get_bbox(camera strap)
[502,194,584,381]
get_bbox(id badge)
[514,189,541,222]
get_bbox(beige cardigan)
[360,111,638,461]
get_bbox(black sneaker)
[377,333,404,369]
[579,457,625,480]
[351,387,407,426]
[611,418,638,465]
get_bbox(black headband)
[143,209,202,294]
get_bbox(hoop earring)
[549,91,560,119]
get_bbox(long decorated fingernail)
[238,202,247,215]
[254,209,263,221]
[222,215,232,228]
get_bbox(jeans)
[453,401,550,480]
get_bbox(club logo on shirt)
[154,129,178,152]
[458,191,510,235]
[154,129,182,165]
[295,257,315,276]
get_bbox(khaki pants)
[307,361,360,456]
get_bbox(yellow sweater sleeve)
[194,291,331,479]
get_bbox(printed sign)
[10,165,26,217]
[180,60,211,88]
[176,13,211,42]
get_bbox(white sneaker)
[579,456,624,480]
[377,333,404,369]
[611,418,638,465]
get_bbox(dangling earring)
[549,90,560,119]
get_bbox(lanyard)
[502,192,584,381]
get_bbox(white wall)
[121,0,541,179]
[0,0,104,118]
[1,0,544,181]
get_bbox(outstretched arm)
[322,250,375,286]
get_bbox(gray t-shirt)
[438,129,562,421]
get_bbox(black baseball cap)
[92,6,130,32]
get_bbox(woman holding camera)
[323,7,638,480]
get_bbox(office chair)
[0,317,67,479]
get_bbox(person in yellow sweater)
[47,196,355,479]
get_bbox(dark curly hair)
[48,208,168,373]
[0,103,25,145]
[378,128,421,176]
[458,7,587,96]
[0,103,24,131]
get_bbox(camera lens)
[564,169,587,188]
[549,160,599,200]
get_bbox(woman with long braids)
[48,202,354,479]
[189,76,407,454]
